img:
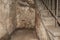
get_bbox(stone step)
[40,10,50,17]
[42,17,55,26]
[10,29,38,40]
[41,17,60,40]
[46,25,60,40]
[46,25,60,37]
[48,31,60,40]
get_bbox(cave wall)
[16,0,35,28]
[0,0,35,39]
[0,0,16,39]
[0,0,10,38]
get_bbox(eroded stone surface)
[0,0,35,39]
[10,29,38,40]
[0,0,10,39]
[0,22,7,39]
[16,0,35,28]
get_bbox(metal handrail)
[40,0,60,26]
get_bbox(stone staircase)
[42,17,60,40]
[36,0,60,40]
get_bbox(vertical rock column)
[0,0,16,39]
[6,0,16,34]
[0,0,10,39]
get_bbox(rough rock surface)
[0,0,35,39]
[16,0,35,28]
[0,0,10,39]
